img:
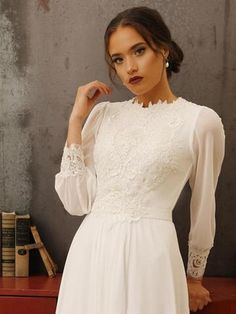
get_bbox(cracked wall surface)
[0,0,235,274]
[0,2,32,214]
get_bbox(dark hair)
[104,6,184,85]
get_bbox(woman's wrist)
[187,275,203,283]
[69,114,84,125]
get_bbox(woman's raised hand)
[70,80,112,122]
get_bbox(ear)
[164,48,170,59]
[160,47,169,60]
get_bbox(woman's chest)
[93,105,192,177]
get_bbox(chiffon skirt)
[55,212,190,314]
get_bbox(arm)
[54,101,108,216]
[187,106,225,280]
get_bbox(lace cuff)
[60,143,86,177]
[187,246,210,279]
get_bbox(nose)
[126,57,138,75]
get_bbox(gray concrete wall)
[0,0,235,275]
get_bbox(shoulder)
[93,100,110,111]
[197,106,224,135]
[181,98,224,133]
[94,99,127,115]
[88,100,110,118]
[83,101,110,128]
[183,98,221,118]
[192,107,224,140]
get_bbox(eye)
[135,47,145,55]
[111,47,146,65]
[112,57,123,64]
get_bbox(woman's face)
[108,25,168,95]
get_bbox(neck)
[134,73,177,107]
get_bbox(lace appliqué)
[60,143,86,177]
[92,191,148,222]
[187,246,210,279]
[92,101,186,222]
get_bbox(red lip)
[129,76,143,84]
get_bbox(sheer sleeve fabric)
[187,106,225,279]
[55,101,108,216]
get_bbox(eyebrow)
[110,42,146,58]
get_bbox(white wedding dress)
[54,97,225,314]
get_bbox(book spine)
[15,214,30,277]
[1,212,16,276]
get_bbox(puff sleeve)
[55,101,108,216]
[187,106,225,279]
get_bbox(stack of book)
[0,211,30,277]
[0,210,57,278]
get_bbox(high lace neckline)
[128,96,182,109]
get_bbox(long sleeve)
[187,106,225,279]
[55,101,108,216]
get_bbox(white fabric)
[55,97,225,314]
[187,106,225,279]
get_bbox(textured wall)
[0,0,235,275]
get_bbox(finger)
[99,84,111,94]
[198,304,205,310]
[95,81,112,93]
[91,80,111,91]
[99,82,112,90]
[192,307,198,312]
[92,83,109,95]
[189,300,198,312]
[196,299,205,307]
[86,87,100,99]
[90,85,109,102]
[90,88,106,103]
[92,85,107,97]
[199,298,209,308]
[204,293,212,302]
[91,88,101,100]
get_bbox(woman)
[55,6,225,314]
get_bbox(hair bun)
[168,40,184,74]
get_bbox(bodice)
[91,98,193,222]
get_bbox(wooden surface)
[0,296,57,314]
[0,274,62,314]
[0,273,61,296]
[203,277,236,301]
[0,275,235,313]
